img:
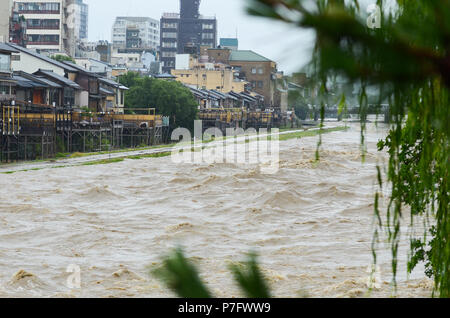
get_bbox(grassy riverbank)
[0,126,347,173]
[276,126,348,141]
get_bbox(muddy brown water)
[0,123,432,297]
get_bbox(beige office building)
[171,54,247,93]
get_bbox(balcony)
[27,25,60,30]
[11,23,26,31]
[0,94,15,102]
[18,10,60,14]
[27,41,59,46]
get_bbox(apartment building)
[160,0,217,74]
[76,40,111,63]
[206,48,278,107]
[171,54,246,93]
[72,0,88,40]
[9,9,28,47]
[14,0,75,55]
[112,17,160,51]
[228,50,277,107]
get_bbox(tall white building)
[14,0,75,55]
[112,17,159,51]
[72,0,88,40]
[0,0,13,42]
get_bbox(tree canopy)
[119,72,198,130]
[247,0,449,297]
[51,54,75,64]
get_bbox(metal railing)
[1,106,20,135]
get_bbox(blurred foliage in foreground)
[152,248,271,298]
[247,0,449,297]
[153,0,448,298]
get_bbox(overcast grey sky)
[84,0,315,74]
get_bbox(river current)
[0,122,432,297]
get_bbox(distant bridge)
[313,104,390,123]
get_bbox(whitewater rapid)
[0,123,432,297]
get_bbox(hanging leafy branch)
[152,248,212,298]
[152,248,271,298]
[246,0,449,297]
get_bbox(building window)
[202,24,214,30]
[162,52,176,58]
[0,54,11,72]
[162,42,177,48]
[163,22,178,28]
[251,68,257,74]
[202,33,214,40]
[63,88,75,106]
[258,68,264,74]
[27,34,60,45]
[162,32,177,39]
[257,81,264,88]
[17,2,61,14]
[0,85,11,95]
[27,19,60,29]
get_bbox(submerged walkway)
[0,125,344,174]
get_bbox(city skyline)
[84,0,314,74]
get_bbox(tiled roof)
[99,77,120,88]
[220,38,238,47]
[229,50,272,62]
[12,74,47,88]
[0,43,19,54]
[155,73,177,78]
[5,43,78,72]
[61,61,100,76]
[33,76,62,88]
[116,16,158,23]
[35,69,82,90]
[100,87,115,95]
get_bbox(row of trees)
[118,72,198,130]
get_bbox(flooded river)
[0,123,432,297]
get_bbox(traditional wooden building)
[0,43,18,104]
